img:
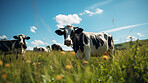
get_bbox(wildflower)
[83,61,89,64]
[70,52,75,55]
[56,75,63,80]
[39,55,41,57]
[26,60,31,63]
[65,65,72,69]
[32,63,36,66]
[129,37,132,39]
[61,51,66,54]
[38,62,41,65]
[137,48,140,51]
[103,56,109,60]
[0,60,3,66]
[2,74,7,79]
[5,63,10,68]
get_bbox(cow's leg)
[84,50,91,61]
[21,48,25,60]
[75,50,84,59]
[14,49,18,59]
[84,46,91,61]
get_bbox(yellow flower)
[26,60,31,63]
[61,51,66,54]
[137,48,140,51]
[65,65,72,69]
[2,74,7,79]
[56,75,63,80]
[70,52,75,55]
[5,63,10,68]
[0,60,3,66]
[39,55,41,57]
[103,56,109,60]
[38,62,41,65]
[83,61,89,64]
[32,63,36,66]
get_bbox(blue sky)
[0,0,148,51]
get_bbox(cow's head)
[55,25,83,46]
[13,34,30,46]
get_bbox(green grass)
[0,40,148,83]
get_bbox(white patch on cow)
[64,26,73,44]
[75,31,114,61]
[19,36,24,45]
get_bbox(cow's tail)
[108,35,115,56]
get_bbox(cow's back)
[83,32,108,56]
[0,40,16,51]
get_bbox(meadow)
[0,39,148,83]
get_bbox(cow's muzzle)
[19,42,24,46]
[64,39,72,46]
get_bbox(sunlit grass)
[0,40,148,83]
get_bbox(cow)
[55,25,114,61]
[0,34,30,59]
[51,44,63,51]
[33,47,45,52]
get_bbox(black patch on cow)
[70,30,74,38]
[71,32,88,53]
[55,30,64,36]
[0,39,27,52]
[14,40,27,49]
[84,34,88,44]
[75,28,83,34]
[90,35,104,49]
[108,36,112,48]
[51,44,63,51]
[104,34,107,40]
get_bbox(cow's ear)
[55,30,64,36]
[13,36,18,39]
[75,28,83,34]
[25,37,30,40]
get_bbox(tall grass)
[0,40,148,83]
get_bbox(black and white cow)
[55,25,114,61]
[33,47,45,52]
[51,44,63,51]
[0,34,30,58]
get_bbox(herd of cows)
[0,25,114,61]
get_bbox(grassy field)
[0,39,148,83]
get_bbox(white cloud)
[89,0,112,9]
[55,14,82,28]
[27,46,33,50]
[52,40,57,43]
[114,39,119,42]
[104,23,148,33]
[0,35,7,40]
[30,26,37,33]
[136,33,144,37]
[31,40,45,46]
[80,8,103,16]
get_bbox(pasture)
[0,39,148,83]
